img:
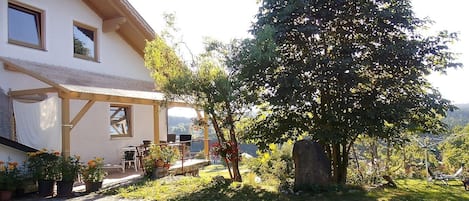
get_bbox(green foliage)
[144,36,189,93]
[144,15,254,181]
[0,161,21,190]
[439,123,469,171]
[238,0,460,146]
[143,144,181,177]
[58,155,82,182]
[347,135,438,185]
[82,157,107,182]
[233,0,460,183]
[444,104,469,129]
[245,142,294,187]
[26,149,60,181]
[73,37,90,56]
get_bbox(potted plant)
[143,144,180,179]
[160,145,180,168]
[56,155,81,197]
[81,157,107,193]
[0,161,20,201]
[26,149,60,197]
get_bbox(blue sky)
[129,0,468,104]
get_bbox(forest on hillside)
[170,104,469,135]
[444,104,469,129]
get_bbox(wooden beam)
[8,87,57,97]
[3,64,19,72]
[62,98,71,157]
[153,104,160,145]
[103,17,126,33]
[61,91,159,105]
[167,102,194,108]
[70,100,95,130]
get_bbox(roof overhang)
[82,0,156,57]
[1,57,189,107]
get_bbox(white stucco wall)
[0,67,49,91]
[0,0,172,167]
[0,144,28,165]
[69,100,168,164]
[0,0,152,81]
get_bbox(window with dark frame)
[73,22,97,60]
[109,105,132,137]
[8,2,44,49]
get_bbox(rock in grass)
[293,140,331,191]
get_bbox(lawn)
[107,165,469,201]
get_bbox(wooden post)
[204,112,209,160]
[153,104,160,145]
[61,98,71,157]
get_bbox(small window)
[110,105,132,137]
[73,22,97,61]
[8,2,44,49]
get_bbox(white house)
[0,0,197,167]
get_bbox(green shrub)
[245,141,294,190]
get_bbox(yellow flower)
[0,165,5,172]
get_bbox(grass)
[367,179,469,201]
[106,165,469,201]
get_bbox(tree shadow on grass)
[382,180,469,201]
[171,180,377,201]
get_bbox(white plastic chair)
[122,147,138,172]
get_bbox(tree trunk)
[208,112,233,179]
[352,144,364,182]
[338,142,348,184]
[226,105,242,182]
[328,140,354,184]
[386,139,391,174]
[331,143,340,183]
[370,139,379,184]
[330,142,348,184]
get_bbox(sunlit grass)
[117,176,213,200]
[367,179,469,201]
[111,165,469,201]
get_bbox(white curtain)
[13,96,61,151]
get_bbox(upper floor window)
[73,22,97,61]
[8,2,44,49]
[110,104,132,138]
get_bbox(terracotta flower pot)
[151,167,168,179]
[0,190,13,201]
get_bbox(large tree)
[145,32,250,181]
[234,0,460,184]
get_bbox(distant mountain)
[168,115,258,156]
[444,104,469,129]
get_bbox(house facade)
[0,0,183,165]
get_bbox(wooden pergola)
[2,58,210,159]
